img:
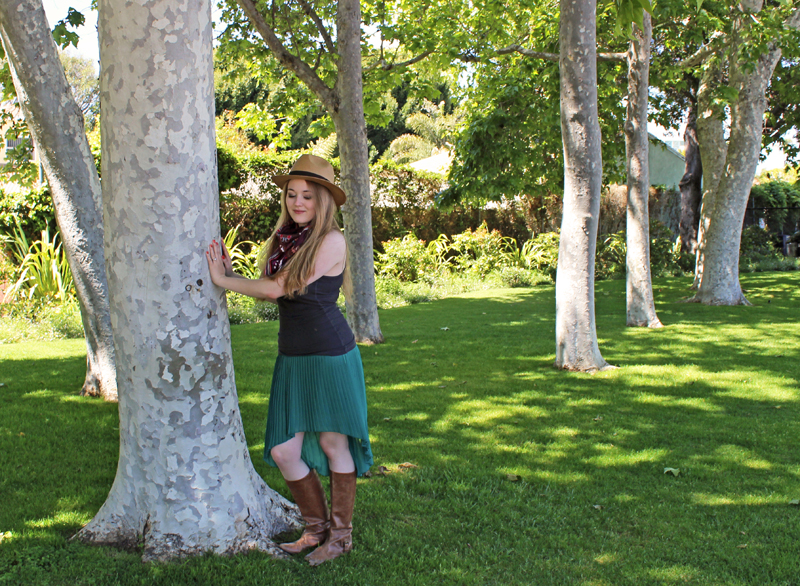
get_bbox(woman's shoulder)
[322,229,346,248]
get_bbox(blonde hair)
[258,181,351,299]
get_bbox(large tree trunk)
[678,88,703,256]
[554,0,609,370]
[624,14,662,328]
[76,0,298,560]
[333,0,383,344]
[693,62,728,290]
[0,0,117,401]
[692,4,799,304]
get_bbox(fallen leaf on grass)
[664,467,680,477]
[789,499,800,506]
[505,474,521,482]
[737,544,748,549]
[18,433,24,437]
[398,462,419,469]
[363,466,389,479]
[411,340,418,344]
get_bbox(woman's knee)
[319,432,347,458]
[271,440,301,466]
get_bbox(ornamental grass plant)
[0,272,799,585]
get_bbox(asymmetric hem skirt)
[263,346,373,477]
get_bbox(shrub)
[449,223,515,277]
[374,234,449,283]
[748,180,800,233]
[226,293,279,325]
[739,225,780,262]
[0,186,56,243]
[5,226,74,303]
[520,232,560,279]
[0,299,83,343]
[497,267,549,288]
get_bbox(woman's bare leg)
[270,432,310,481]
[319,432,355,473]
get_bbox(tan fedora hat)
[272,154,346,207]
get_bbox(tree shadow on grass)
[0,355,118,539]
[351,283,800,584]
[1,275,799,584]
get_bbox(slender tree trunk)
[678,93,703,256]
[333,0,383,344]
[692,5,799,304]
[554,0,609,371]
[234,0,383,344]
[624,14,662,328]
[0,0,117,401]
[76,0,298,560]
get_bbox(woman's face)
[285,179,317,226]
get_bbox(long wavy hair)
[257,181,351,299]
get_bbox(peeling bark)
[0,0,117,400]
[76,0,299,560]
[554,0,610,371]
[624,14,662,329]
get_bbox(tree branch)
[236,0,338,111]
[462,44,625,63]
[296,0,336,55]
[496,44,559,61]
[364,49,434,74]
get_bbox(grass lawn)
[1,272,798,585]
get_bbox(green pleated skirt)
[263,346,373,477]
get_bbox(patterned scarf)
[265,221,311,276]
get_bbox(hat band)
[287,169,332,183]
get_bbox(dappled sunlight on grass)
[1,272,799,584]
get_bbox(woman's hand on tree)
[206,240,227,285]
[219,240,234,276]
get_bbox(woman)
[206,154,372,566]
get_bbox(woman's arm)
[206,231,346,299]
[206,240,284,299]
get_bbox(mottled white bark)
[0,0,117,400]
[334,0,383,343]
[554,0,609,371]
[75,0,298,560]
[692,5,800,305]
[235,0,383,343]
[624,14,662,328]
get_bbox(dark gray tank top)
[276,271,356,356]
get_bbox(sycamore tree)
[0,0,116,400]
[690,1,799,304]
[436,0,659,361]
[653,0,800,304]
[623,10,663,328]
[76,0,298,559]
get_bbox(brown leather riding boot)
[279,469,330,554]
[306,470,357,566]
